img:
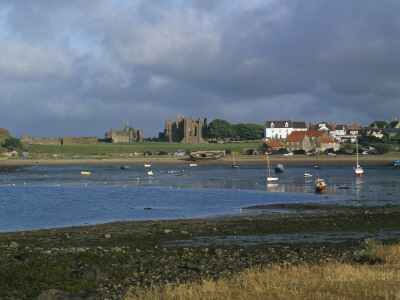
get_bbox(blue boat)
[394,160,400,166]
[120,165,129,170]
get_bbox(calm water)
[0,164,399,232]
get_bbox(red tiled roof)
[290,131,325,136]
[347,125,361,130]
[265,141,284,148]
[285,133,306,142]
[318,138,338,144]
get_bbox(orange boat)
[315,178,326,193]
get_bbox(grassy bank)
[129,240,400,300]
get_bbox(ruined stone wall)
[104,121,137,143]
[62,136,98,145]
[160,115,207,143]
[25,134,98,145]
[32,137,63,145]
[107,130,134,143]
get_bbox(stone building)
[284,131,330,153]
[159,115,208,143]
[105,122,136,143]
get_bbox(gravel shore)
[1,204,399,299]
[0,154,398,166]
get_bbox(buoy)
[137,178,140,181]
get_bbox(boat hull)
[315,178,326,193]
[267,177,278,182]
[394,160,400,166]
[189,151,225,161]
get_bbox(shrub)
[3,137,22,148]
[354,238,385,264]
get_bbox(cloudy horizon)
[1,1,399,139]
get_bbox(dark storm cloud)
[0,0,399,138]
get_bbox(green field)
[29,141,261,156]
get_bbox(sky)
[1,0,399,139]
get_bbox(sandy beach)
[0,154,398,166]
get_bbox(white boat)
[189,163,197,167]
[267,154,278,182]
[144,164,151,167]
[304,173,313,178]
[147,171,154,176]
[232,152,238,168]
[354,139,363,176]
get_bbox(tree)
[369,121,389,128]
[207,119,233,140]
[232,123,264,140]
[375,144,391,154]
[3,137,22,148]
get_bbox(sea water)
[0,164,399,232]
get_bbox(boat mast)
[356,138,359,167]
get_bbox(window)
[285,122,288,128]
[271,122,274,128]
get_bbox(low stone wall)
[62,135,98,145]
[29,135,98,145]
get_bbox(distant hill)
[0,128,12,146]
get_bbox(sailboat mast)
[356,139,359,166]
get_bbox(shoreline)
[1,203,399,298]
[0,154,398,166]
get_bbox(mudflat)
[1,203,399,299]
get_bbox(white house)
[264,118,307,139]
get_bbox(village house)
[317,138,341,153]
[258,140,285,153]
[330,124,346,141]
[284,131,330,153]
[264,118,307,139]
[343,123,363,142]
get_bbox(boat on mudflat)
[315,178,326,193]
[189,151,225,161]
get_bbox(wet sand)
[0,154,398,166]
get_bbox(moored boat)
[81,171,91,175]
[275,164,284,173]
[267,154,278,182]
[304,173,313,178]
[189,151,225,161]
[315,178,326,193]
[354,139,363,176]
[394,160,400,166]
[232,152,238,168]
[120,165,129,170]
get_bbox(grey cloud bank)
[0,1,399,138]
